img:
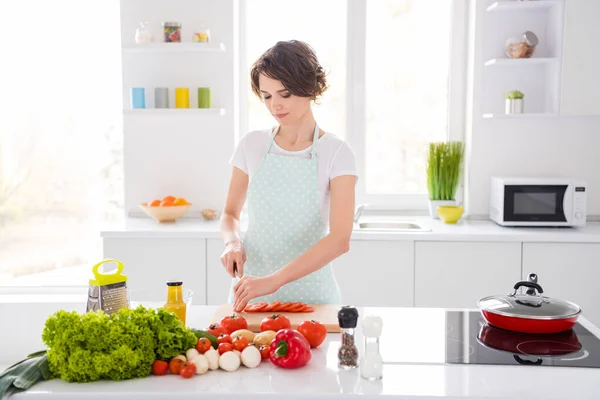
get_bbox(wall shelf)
[484,57,558,67]
[123,108,226,116]
[122,42,226,54]
[486,1,560,12]
[483,113,557,119]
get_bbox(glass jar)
[505,31,538,59]
[162,22,182,43]
[135,21,153,44]
[193,23,210,43]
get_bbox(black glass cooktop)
[445,311,600,368]
[378,310,600,368]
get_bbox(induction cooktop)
[378,310,600,368]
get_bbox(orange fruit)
[149,199,161,207]
[162,195,176,203]
[160,198,175,207]
[173,198,188,206]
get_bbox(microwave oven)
[489,177,587,227]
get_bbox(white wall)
[465,0,600,218]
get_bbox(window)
[243,0,347,138]
[0,1,123,289]
[243,0,466,209]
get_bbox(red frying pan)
[478,274,582,334]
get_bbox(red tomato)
[152,360,169,376]
[298,320,327,348]
[259,345,270,360]
[179,362,196,379]
[217,334,232,345]
[218,342,234,355]
[169,358,184,374]
[206,323,227,337]
[196,338,212,354]
[220,314,248,334]
[260,314,291,332]
[232,336,249,352]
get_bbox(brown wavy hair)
[250,40,328,102]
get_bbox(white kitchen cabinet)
[103,238,207,304]
[522,243,600,326]
[206,239,235,305]
[415,242,521,308]
[333,240,414,307]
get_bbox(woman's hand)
[233,275,281,312]
[220,240,246,278]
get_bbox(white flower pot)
[505,98,524,114]
[428,199,457,219]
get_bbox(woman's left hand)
[233,275,281,312]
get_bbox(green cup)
[197,87,211,108]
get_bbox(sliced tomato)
[290,304,308,313]
[244,302,267,312]
[303,306,315,313]
[274,302,291,312]
[264,301,280,312]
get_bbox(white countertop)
[10,306,600,399]
[100,216,600,243]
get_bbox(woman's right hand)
[221,240,246,278]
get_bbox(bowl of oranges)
[139,196,191,223]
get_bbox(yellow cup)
[175,87,190,108]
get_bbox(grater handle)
[92,259,125,280]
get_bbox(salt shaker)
[337,306,359,369]
[360,315,383,380]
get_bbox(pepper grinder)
[360,315,383,380]
[337,306,359,369]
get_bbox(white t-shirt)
[229,129,358,226]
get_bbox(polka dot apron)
[228,123,342,304]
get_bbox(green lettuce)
[41,306,197,382]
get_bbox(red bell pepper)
[269,329,312,368]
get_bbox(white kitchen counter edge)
[100,217,600,243]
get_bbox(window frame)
[348,0,469,210]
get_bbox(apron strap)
[263,125,280,157]
[310,123,319,158]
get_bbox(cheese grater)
[86,259,130,316]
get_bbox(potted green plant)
[504,90,524,114]
[426,141,465,219]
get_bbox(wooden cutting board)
[210,304,342,333]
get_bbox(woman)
[220,40,357,312]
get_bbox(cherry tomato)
[152,360,169,376]
[179,362,196,379]
[196,337,212,354]
[260,314,291,332]
[217,334,232,345]
[218,342,234,355]
[169,358,184,374]
[232,336,249,352]
[220,314,248,334]
[259,345,270,360]
[298,320,327,348]
[206,323,227,337]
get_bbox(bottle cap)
[363,315,383,338]
[166,281,183,286]
[338,306,359,328]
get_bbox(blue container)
[131,87,146,109]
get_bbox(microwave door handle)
[563,185,573,222]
